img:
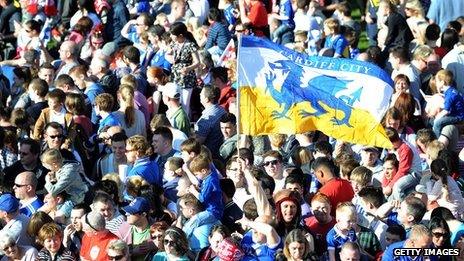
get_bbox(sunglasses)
[164,239,175,246]
[432,232,448,238]
[108,254,125,260]
[48,134,64,139]
[152,234,164,239]
[263,160,279,167]
[14,183,29,188]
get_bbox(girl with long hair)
[114,84,147,137]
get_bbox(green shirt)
[170,107,190,136]
[132,226,151,261]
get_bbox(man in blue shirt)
[14,171,43,217]
[382,224,438,261]
[95,93,120,134]
[126,135,162,187]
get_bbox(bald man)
[13,171,43,217]
[56,41,79,78]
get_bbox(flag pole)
[236,34,242,161]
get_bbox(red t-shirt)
[248,1,268,37]
[304,216,336,256]
[319,178,355,217]
[80,230,119,261]
[219,86,236,111]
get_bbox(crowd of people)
[0,0,464,260]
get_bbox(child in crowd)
[432,69,464,137]
[327,202,357,261]
[163,156,184,202]
[322,18,350,58]
[95,93,120,134]
[188,154,224,220]
[350,166,373,227]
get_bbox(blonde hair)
[38,223,62,244]
[405,0,425,18]
[350,166,373,186]
[436,69,454,86]
[126,176,150,197]
[269,134,287,149]
[324,18,340,34]
[118,84,136,127]
[426,140,445,161]
[120,74,137,90]
[107,239,129,256]
[41,149,63,165]
[126,135,150,157]
[336,202,356,220]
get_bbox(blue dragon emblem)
[264,60,359,127]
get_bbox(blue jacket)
[128,156,162,187]
[199,168,224,220]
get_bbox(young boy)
[188,154,224,220]
[350,166,373,228]
[163,156,184,202]
[432,69,464,137]
[322,18,350,58]
[33,88,73,140]
[95,93,120,134]
[305,193,336,259]
[327,202,358,261]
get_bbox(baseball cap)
[122,197,150,214]
[160,82,181,99]
[0,194,19,214]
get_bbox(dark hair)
[208,8,223,22]
[20,138,41,155]
[149,24,166,38]
[358,186,385,208]
[238,148,254,165]
[384,153,399,169]
[437,149,459,175]
[425,24,441,41]
[123,46,141,64]
[404,194,427,223]
[220,113,236,125]
[314,141,333,156]
[73,203,90,212]
[366,46,382,66]
[152,126,173,142]
[429,216,452,248]
[285,173,304,187]
[25,19,41,33]
[385,127,400,143]
[386,223,406,241]
[254,168,275,196]
[243,198,258,220]
[447,20,462,33]
[431,207,455,221]
[440,28,459,51]
[47,88,67,103]
[430,159,450,191]
[111,132,128,143]
[90,180,120,204]
[211,66,229,84]
[312,157,336,174]
[220,178,236,198]
[389,46,410,62]
[201,85,220,104]
[170,22,198,46]
[54,74,75,88]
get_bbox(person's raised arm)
[236,216,280,246]
[239,158,272,217]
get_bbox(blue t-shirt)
[241,231,282,261]
[326,226,357,250]
[324,34,350,57]
[98,112,121,133]
[279,0,294,28]
[128,156,162,187]
[150,50,172,73]
[199,167,224,220]
[223,5,237,27]
[443,87,464,119]
[19,197,43,217]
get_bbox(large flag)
[237,36,394,148]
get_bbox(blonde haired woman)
[114,84,147,137]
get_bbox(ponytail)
[118,85,136,127]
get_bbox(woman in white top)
[114,85,147,138]
[427,159,464,219]
[69,0,101,29]
[0,230,38,261]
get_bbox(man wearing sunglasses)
[262,150,286,191]
[13,171,43,217]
